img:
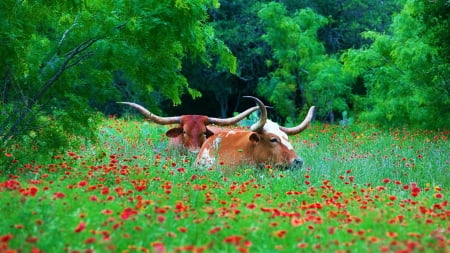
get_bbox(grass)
[0,117,448,252]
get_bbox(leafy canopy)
[257,2,352,122]
[0,0,236,150]
[342,0,450,129]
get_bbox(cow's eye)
[270,137,278,143]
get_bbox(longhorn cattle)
[195,96,315,169]
[118,102,260,152]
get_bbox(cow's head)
[118,102,259,152]
[244,96,315,169]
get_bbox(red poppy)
[273,230,287,238]
[434,193,443,199]
[246,203,257,210]
[297,243,308,248]
[209,227,221,234]
[0,234,13,242]
[291,217,304,227]
[53,192,66,199]
[74,221,86,233]
[121,207,138,220]
[224,235,243,246]
[386,231,398,238]
[151,241,166,253]
[157,215,166,223]
[84,237,96,244]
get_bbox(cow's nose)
[292,158,303,168]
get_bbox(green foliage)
[257,2,352,122]
[0,119,448,252]
[342,0,450,129]
[1,0,236,155]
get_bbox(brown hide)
[195,128,302,169]
[165,115,214,152]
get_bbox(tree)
[257,2,352,123]
[0,0,236,146]
[181,0,270,117]
[342,0,450,129]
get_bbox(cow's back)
[195,130,253,167]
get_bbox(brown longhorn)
[118,101,260,152]
[195,97,315,169]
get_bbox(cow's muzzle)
[290,158,303,169]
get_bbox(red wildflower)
[297,243,308,248]
[101,209,113,215]
[246,203,257,210]
[151,241,166,253]
[74,221,86,233]
[382,178,390,184]
[386,231,398,238]
[411,187,420,197]
[178,227,188,233]
[157,215,166,223]
[121,207,138,220]
[0,234,13,242]
[291,217,304,227]
[84,237,96,244]
[78,181,87,187]
[3,179,21,190]
[28,186,38,197]
[53,192,66,199]
[224,235,243,246]
[101,187,110,195]
[26,236,38,243]
[434,193,443,199]
[273,230,287,238]
[328,227,336,235]
[209,226,221,234]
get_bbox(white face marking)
[197,148,215,167]
[263,120,293,150]
[213,137,222,150]
[225,130,236,137]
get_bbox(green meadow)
[1,118,448,252]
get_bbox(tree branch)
[1,38,99,144]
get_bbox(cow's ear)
[166,128,184,137]
[249,133,260,144]
[205,127,214,138]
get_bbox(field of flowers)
[1,118,448,252]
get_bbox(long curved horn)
[207,106,260,125]
[243,96,267,132]
[279,106,315,135]
[118,102,181,125]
